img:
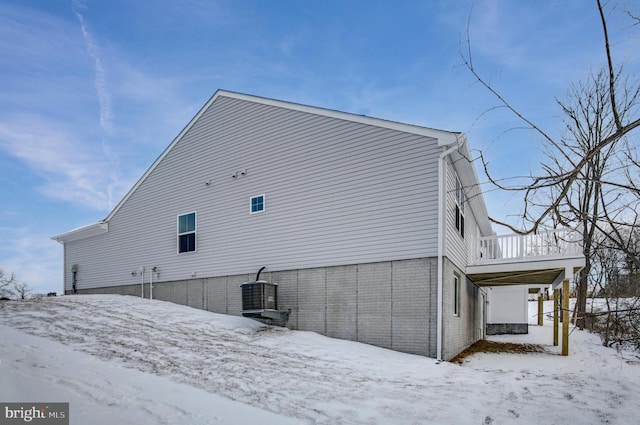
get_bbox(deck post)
[553,289,559,346]
[537,293,544,326]
[562,279,570,356]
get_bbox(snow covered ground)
[1,295,638,425]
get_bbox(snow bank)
[1,295,639,424]
[0,324,299,425]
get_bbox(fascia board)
[52,222,108,244]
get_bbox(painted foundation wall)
[441,257,483,361]
[72,258,439,358]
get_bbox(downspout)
[437,135,463,361]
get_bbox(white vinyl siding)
[454,173,465,238]
[444,158,477,270]
[62,95,443,289]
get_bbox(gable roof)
[54,89,483,242]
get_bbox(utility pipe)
[436,135,464,361]
[140,266,144,298]
[256,266,266,282]
[149,267,153,300]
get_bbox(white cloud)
[73,9,113,134]
[479,2,633,88]
[0,2,199,215]
[72,0,120,176]
[0,115,124,211]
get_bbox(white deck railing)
[469,228,583,265]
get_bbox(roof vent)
[240,267,290,325]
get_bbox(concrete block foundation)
[71,257,462,359]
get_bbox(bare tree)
[12,281,32,300]
[0,268,33,300]
[589,228,640,349]
[462,0,640,328]
[463,0,640,231]
[0,268,17,299]
[550,68,636,327]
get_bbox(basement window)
[177,212,196,253]
[455,173,465,238]
[453,273,460,317]
[250,195,265,214]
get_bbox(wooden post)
[537,293,544,326]
[562,279,570,356]
[553,289,559,346]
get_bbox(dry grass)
[451,339,546,364]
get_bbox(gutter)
[436,135,464,361]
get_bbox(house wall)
[62,95,442,292]
[486,286,528,335]
[437,158,484,360]
[441,257,482,361]
[73,258,438,358]
[444,155,488,271]
[444,157,467,270]
[57,93,498,360]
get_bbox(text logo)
[0,403,68,425]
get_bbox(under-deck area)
[466,229,585,355]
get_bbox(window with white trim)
[177,212,196,253]
[455,173,465,238]
[453,273,460,317]
[250,194,265,214]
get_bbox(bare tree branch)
[627,10,640,26]
[599,0,623,130]
[467,4,640,235]
[463,0,640,328]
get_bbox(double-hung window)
[455,174,465,238]
[178,212,196,253]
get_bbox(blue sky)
[1,0,638,294]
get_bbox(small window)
[455,174,465,238]
[178,212,196,253]
[250,195,265,214]
[453,273,460,317]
